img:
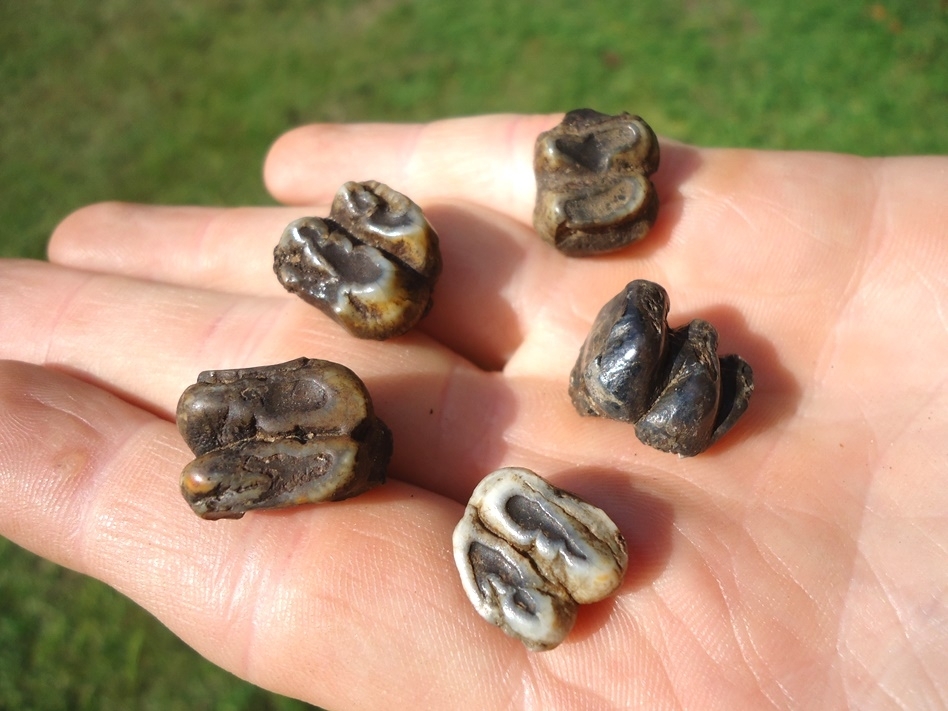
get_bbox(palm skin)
[0,114,945,710]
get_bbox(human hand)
[1,114,945,709]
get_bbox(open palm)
[1,115,945,710]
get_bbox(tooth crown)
[533,109,660,256]
[570,279,755,456]
[274,181,442,340]
[177,357,391,519]
[453,467,628,651]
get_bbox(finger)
[262,115,702,230]
[0,259,484,496]
[47,203,295,298]
[2,259,621,503]
[263,114,560,225]
[47,200,549,370]
[0,362,543,708]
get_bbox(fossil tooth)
[453,467,628,651]
[177,357,391,519]
[274,180,442,340]
[570,280,754,456]
[533,109,660,256]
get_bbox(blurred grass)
[0,549,307,711]
[0,0,945,708]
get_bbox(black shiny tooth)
[570,279,670,422]
[710,354,755,445]
[633,320,722,457]
[570,280,754,456]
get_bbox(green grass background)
[1,0,945,708]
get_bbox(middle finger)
[47,200,591,371]
[0,258,584,502]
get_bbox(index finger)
[263,113,699,230]
[263,114,560,223]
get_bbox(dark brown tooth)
[273,180,441,340]
[177,357,391,519]
[533,109,660,256]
